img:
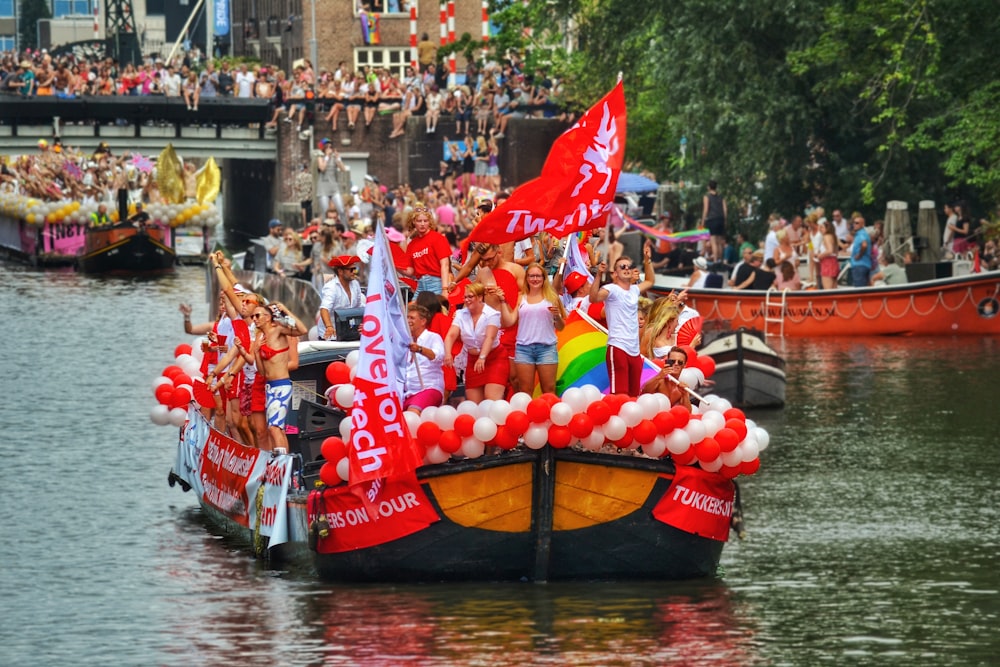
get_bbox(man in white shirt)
[318,256,364,339]
[235,64,255,98]
[161,65,182,97]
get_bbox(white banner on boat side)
[259,455,293,549]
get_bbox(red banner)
[468,82,627,244]
[308,477,440,553]
[199,430,266,528]
[653,466,735,542]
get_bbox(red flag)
[468,82,627,244]
[348,221,424,515]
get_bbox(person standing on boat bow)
[590,245,656,397]
[252,302,308,454]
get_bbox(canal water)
[1,263,997,666]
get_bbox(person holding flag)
[588,244,655,397]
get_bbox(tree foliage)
[487,0,1000,224]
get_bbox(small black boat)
[78,223,176,274]
[700,328,786,408]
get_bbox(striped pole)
[439,3,447,46]
[93,2,100,39]
[409,6,418,70]
[447,1,456,88]
[481,1,489,43]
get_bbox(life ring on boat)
[977,297,998,318]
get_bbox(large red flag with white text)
[348,221,423,510]
[468,81,626,244]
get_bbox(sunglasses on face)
[663,358,685,367]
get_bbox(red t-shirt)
[407,231,451,279]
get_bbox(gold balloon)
[156,144,186,204]
[196,157,221,206]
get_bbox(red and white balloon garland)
[149,341,207,427]
[319,354,767,487]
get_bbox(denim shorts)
[417,275,442,294]
[515,342,558,365]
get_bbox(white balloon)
[335,384,354,409]
[744,418,757,431]
[349,366,357,381]
[339,416,352,440]
[685,419,707,444]
[425,445,450,464]
[509,392,533,411]
[741,438,760,461]
[345,350,360,368]
[421,405,439,425]
[550,402,573,426]
[524,424,549,449]
[700,411,725,438]
[618,401,643,428]
[581,384,604,406]
[336,457,350,481]
[190,341,205,362]
[168,407,188,427]
[308,325,319,341]
[643,436,667,458]
[152,376,173,391]
[561,387,588,414]
[477,399,495,418]
[582,426,605,451]
[701,456,723,473]
[603,415,627,441]
[708,396,732,413]
[472,416,498,442]
[664,429,691,455]
[404,411,422,435]
[456,400,479,416]
[679,368,701,387]
[754,427,770,451]
[434,405,458,430]
[461,437,485,458]
[175,353,195,366]
[150,404,170,425]
[636,394,660,420]
[488,399,511,425]
[654,393,672,412]
[721,448,743,467]
[180,359,201,378]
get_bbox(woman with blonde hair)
[640,297,683,361]
[443,282,506,402]
[495,263,566,395]
[402,206,452,296]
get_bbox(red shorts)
[240,379,253,416]
[251,374,267,412]
[607,344,643,397]
[465,346,509,388]
[820,255,840,278]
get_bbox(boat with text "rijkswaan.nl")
[161,340,767,584]
[652,272,1000,337]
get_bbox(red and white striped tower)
[93,2,100,39]
[481,1,489,44]
[409,6,418,70]
[439,3,447,47]
[447,1,456,88]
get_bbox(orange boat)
[651,272,1000,337]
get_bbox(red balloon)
[672,449,698,466]
[632,419,658,444]
[541,392,561,407]
[679,345,698,364]
[669,405,691,429]
[695,355,716,378]
[604,393,629,414]
[723,407,746,422]
[740,458,761,476]
[416,421,442,447]
[155,384,174,405]
[439,430,463,454]
[325,361,352,385]
[162,365,183,380]
[505,410,530,436]
[693,437,721,462]
[321,436,348,462]
[173,373,193,388]
[174,343,193,358]
[319,461,341,486]
[720,464,741,479]
[492,425,518,450]
[715,428,739,453]
[548,424,572,448]
[653,411,676,435]
[568,413,594,439]
[454,414,476,438]
[586,400,612,425]
[612,427,634,449]
[169,386,192,409]
[527,398,551,423]
[725,418,748,442]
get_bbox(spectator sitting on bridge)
[183,71,200,111]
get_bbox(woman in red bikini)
[249,302,307,454]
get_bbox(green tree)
[19,0,52,52]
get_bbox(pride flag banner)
[622,212,710,244]
[552,311,660,396]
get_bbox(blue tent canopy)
[615,172,659,194]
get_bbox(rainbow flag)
[551,311,660,396]
[622,212,710,243]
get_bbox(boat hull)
[79,225,176,274]
[700,329,786,408]
[652,272,1000,336]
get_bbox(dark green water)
[1,264,997,666]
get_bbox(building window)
[0,0,14,18]
[0,35,14,51]
[52,0,93,18]
[355,47,410,78]
[355,0,414,15]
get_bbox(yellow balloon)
[26,213,36,224]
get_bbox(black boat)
[78,223,176,274]
[700,328,786,408]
